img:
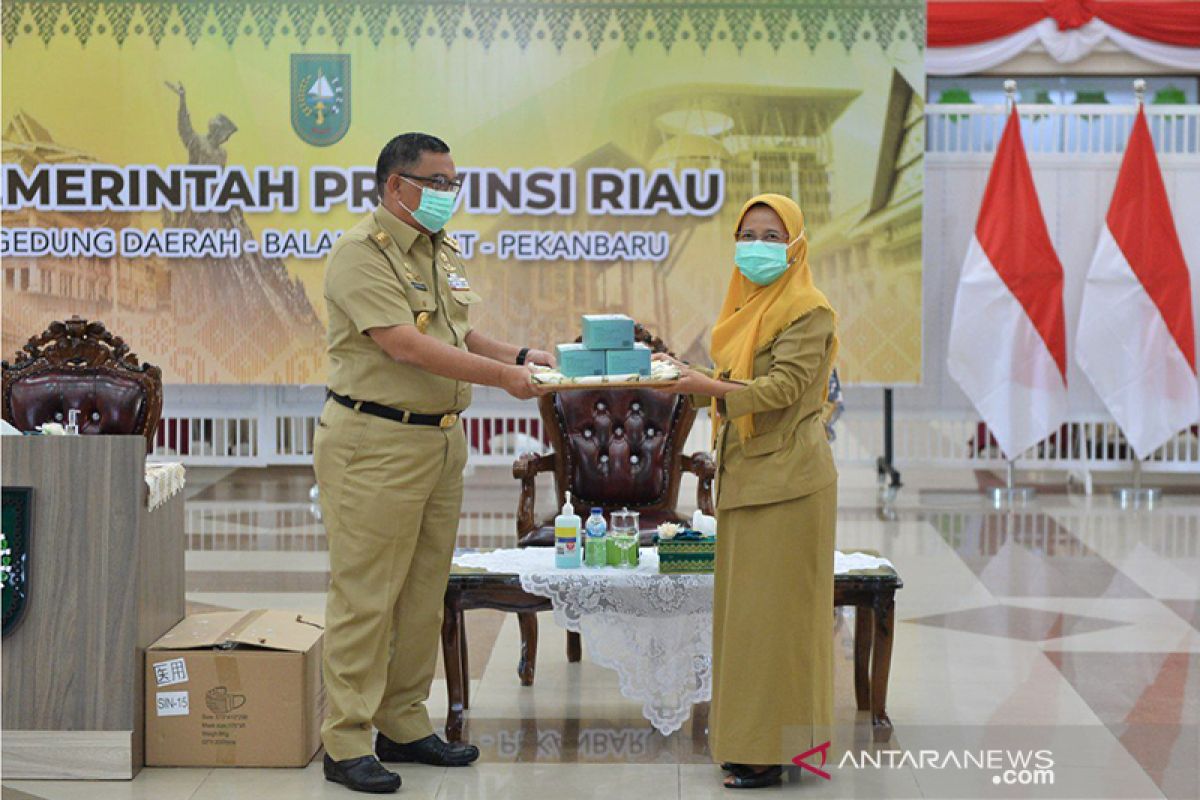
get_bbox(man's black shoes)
[376,732,480,767]
[323,754,402,794]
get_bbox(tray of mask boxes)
[530,360,681,390]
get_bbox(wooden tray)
[530,364,681,390]
[533,377,681,391]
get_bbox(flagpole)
[1108,80,1161,513]
[993,456,1036,509]
[1114,454,1162,510]
[988,79,1037,511]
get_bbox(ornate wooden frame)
[2,317,163,449]
[512,322,715,543]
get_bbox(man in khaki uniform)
[316,133,553,794]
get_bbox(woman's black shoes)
[375,732,480,767]
[323,754,401,794]
[723,764,784,789]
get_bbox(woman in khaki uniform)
[656,193,838,789]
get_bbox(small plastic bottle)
[554,492,582,569]
[584,507,608,568]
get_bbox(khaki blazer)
[699,307,838,510]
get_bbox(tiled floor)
[4,463,1198,799]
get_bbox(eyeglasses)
[396,173,464,193]
[735,230,788,243]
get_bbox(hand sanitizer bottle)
[555,492,582,568]
[584,507,608,567]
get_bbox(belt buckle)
[439,413,459,429]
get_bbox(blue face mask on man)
[734,231,804,285]
[400,177,457,233]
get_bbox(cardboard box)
[556,343,606,377]
[581,314,635,350]
[605,343,651,376]
[145,610,325,767]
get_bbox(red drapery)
[928,1,1200,48]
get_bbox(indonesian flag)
[948,107,1068,460]
[1076,107,1199,459]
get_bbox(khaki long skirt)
[708,481,837,765]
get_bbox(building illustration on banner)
[0,1,924,385]
[1,104,326,384]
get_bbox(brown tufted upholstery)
[506,323,715,683]
[514,324,715,549]
[2,317,162,451]
[516,387,714,547]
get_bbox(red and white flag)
[1076,107,1199,459]
[948,107,1068,460]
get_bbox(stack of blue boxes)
[555,314,651,378]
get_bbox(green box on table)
[656,535,717,574]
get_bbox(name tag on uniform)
[405,272,429,291]
[448,274,471,291]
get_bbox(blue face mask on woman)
[734,232,803,285]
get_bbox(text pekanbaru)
[0,226,674,263]
[1,164,723,217]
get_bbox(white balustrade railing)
[151,396,1200,485]
[925,104,1200,156]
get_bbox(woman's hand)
[652,352,688,371]
[655,366,714,396]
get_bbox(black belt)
[327,390,460,428]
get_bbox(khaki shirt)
[324,206,482,413]
[699,308,839,510]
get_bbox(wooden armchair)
[2,317,163,451]
[510,323,715,684]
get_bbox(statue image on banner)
[0,89,326,383]
[0,0,924,386]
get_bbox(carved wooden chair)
[510,323,715,684]
[2,317,163,452]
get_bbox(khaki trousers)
[314,399,466,760]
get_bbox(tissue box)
[605,344,651,377]
[556,343,606,378]
[582,314,635,350]
[657,534,717,574]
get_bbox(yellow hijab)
[710,193,837,441]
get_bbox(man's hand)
[499,365,539,400]
[524,348,557,368]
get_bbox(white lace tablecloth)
[451,547,894,735]
[145,462,186,511]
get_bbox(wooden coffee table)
[441,553,902,742]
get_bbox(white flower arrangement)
[656,522,682,540]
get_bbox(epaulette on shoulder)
[369,230,392,250]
